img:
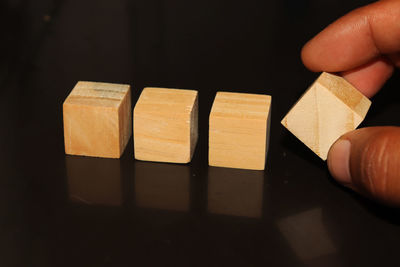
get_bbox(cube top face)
[209,91,271,170]
[317,72,371,118]
[134,87,198,117]
[134,87,198,164]
[211,92,271,121]
[281,72,371,160]
[64,81,130,109]
[63,81,132,158]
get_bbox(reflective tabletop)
[1,0,400,266]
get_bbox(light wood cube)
[63,81,132,158]
[209,92,271,170]
[281,72,371,160]
[134,87,198,163]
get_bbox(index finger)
[301,0,400,72]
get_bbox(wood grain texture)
[209,92,271,170]
[281,72,371,160]
[134,87,198,163]
[63,81,132,158]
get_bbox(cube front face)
[209,117,267,170]
[281,72,371,160]
[209,92,271,170]
[134,87,198,164]
[63,81,131,158]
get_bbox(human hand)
[301,0,400,206]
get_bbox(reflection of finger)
[301,0,400,72]
[327,127,400,206]
[341,57,394,98]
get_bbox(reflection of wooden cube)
[134,87,198,163]
[208,167,263,218]
[66,156,122,206]
[277,208,336,260]
[134,162,190,212]
[209,92,271,170]
[281,72,371,160]
[63,81,131,158]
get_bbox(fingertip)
[301,41,320,72]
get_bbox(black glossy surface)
[1,0,400,266]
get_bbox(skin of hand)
[301,0,400,206]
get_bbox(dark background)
[1,0,400,266]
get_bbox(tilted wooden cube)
[281,72,371,160]
[134,87,198,163]
[209,92,271,170]
[63,81,132,158]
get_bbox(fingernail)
[327,139,352,185]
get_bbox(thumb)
[327,126,400,206]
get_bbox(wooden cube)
[209,92,271,170]
[134,87,198,163]
[281,72,371,160]
[63,81,132,158]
